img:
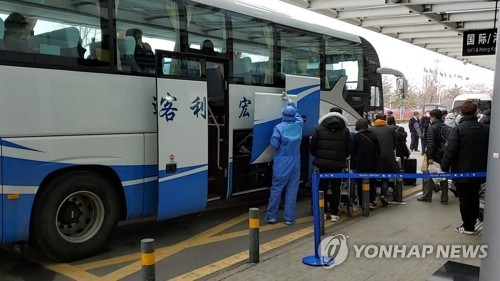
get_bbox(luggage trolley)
[340,158,356,217]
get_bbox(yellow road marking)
[77,213,251,271]
[101,212,251,280]
[76,253,138,271]
[403,186,422,196]
[170,226,314,281]
[31,256,101,281]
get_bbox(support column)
[479,20,500,281]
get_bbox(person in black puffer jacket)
[441,101,489,235]
[418,109,449,204]
[310,107,352,222]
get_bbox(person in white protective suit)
[265,97,303,225]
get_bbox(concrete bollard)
[141,238,155,281]
[362,178,370,217]
[319,191,325,236]
[249,208,260,263]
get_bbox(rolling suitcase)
[403,158,417,186]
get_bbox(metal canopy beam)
[445,11,496,22]
[460,21,498,30]
[425,2,497,13]
[381,24,448,33]
[310,0,386,10]
[397,30,461,39]
[301,0,497,70]
[425,42,464,48]
[337,6,423,19]
[412,37,463,44]
[359,16,432,27]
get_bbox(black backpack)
[437,124,452,159]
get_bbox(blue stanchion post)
[302,172,334,266]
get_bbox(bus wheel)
[32,171,119,262]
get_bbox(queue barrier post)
[302,172,334,267]
[319,190,325,236]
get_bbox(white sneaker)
[330,215,340,222]
[455,226,476,235]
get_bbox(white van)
[452,93,492,113]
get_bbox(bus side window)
[0,18,5,50]
[327,69,346,89]
[26,27,80,57]
[282,59,298,77]
[207,65,225,115]
[117,36,138,72]
[232,57,252,84]
[87,41,109,61]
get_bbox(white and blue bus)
[0,0,406,261]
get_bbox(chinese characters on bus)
[190,96,207,119]
[239,97,251,118]
[463,29,496,56]
[153,95,252,122]
[159,96,178,122]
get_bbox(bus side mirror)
[396,77,407,99]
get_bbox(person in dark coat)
[310,109,352,222]
[419,111,431,155]
[441,101,489,235]
[418,109,448,204]
[387,116,409,167]
[352,119,380,209]
[408,111,420,152]
[370,114,399,206]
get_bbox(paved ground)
[212,191,482,281]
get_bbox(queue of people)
[265,101,490,237]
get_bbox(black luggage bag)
[403,158,417,186]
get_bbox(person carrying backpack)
[418,109,451,204]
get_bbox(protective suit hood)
[282,105,297,122]
[317,112,349,130]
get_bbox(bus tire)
[31,171,119,262]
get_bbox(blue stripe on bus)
[297,88,320,137]
[2,194,35,244]
[1,156,154,186]
[123,182,144,219]
[1,140,43,152]
[157,169,208,221]
[158,164,207,180]
[287,84,319,95]
[0,158,210,242]
[250,118,281,163]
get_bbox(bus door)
[155,51,209,220]
[205,58,229,201]
[251,75,320,164]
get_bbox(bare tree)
[463,83,493,95]
[382,76,394,108]
[441,84,462,109]
[78,26,99,46]
[419,68,442,104]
